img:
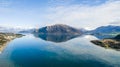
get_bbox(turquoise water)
[0,34,120,67]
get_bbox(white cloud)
[110,21,120,25]
[42,0,120,29]
[0,0,11,7]
[0,0,12,12]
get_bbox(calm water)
[0,34,120,67]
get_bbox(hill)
[90,25,120,34]
[34,24,82,35]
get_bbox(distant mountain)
[89,25,120,34]
[0,26,22,33]
[19,29,35,33]
[0,26,35,34]
[34,24,82,35]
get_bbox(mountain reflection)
[91,34,115,39]
[33,34,80,43]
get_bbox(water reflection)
[33,33,80,43]
[0,33,23,53]
[0,35,120,67]
[91,34,115,39]
[0,39,11,53]
[9,35,114,67]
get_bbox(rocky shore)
[91,34,120,50]
[0,33,23,53]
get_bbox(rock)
[91,39,120,50]
[91,34,120,51]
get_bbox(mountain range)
[89,25,120,34]
[1,24,120,36]
[35,24,120,35]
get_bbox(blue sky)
[0,0,120,29]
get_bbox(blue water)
[0,34,120,67]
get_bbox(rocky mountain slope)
[89,25,120,34]
[34,24,82,35]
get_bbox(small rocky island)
[0,33,23,53]
[91,34,120,50]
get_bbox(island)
[91,34,120,51]
[0,33,23,53]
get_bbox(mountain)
[34,24,82,35]
[114,34,120,39]
[19,29,35,33]
[89,25,120,34]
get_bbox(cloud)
[110,21,120,24]
[0,0,120,29]
[0,0,11,7]
[42,0,120,29]
[48,0,74,6]
[48,0,108,6]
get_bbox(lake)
[0,34,120,67]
